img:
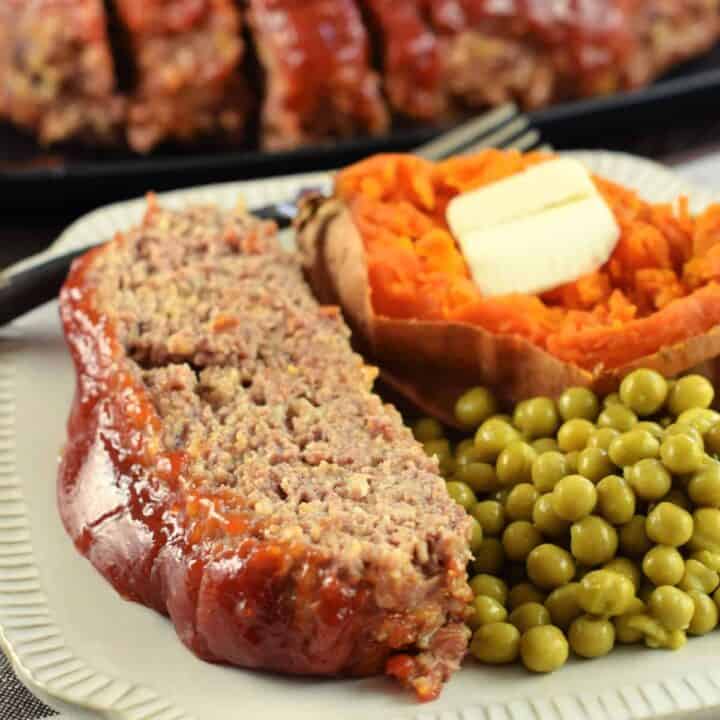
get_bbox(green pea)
[677,408,720,435]
[665,423,704,447]
[577,447,615,483]
[660,434,705,475]
[545,583,582,630]
[689,508,720,553]
[569,615,615,658]
[688,463,720,508]
[455,462,498,493]
[688,591,719,635]
[527,544,576,590]
[571,516,618,566]
[531,451,567,493]
[513,397,559,439]
[520,625,569,673]
[471,500,505,536]
[619,369,668,416]
[496,441,536,487]
[596,475,636,525]
[558,387,600,422]
[646,503,694,547]
[678,558,719,594]
[577,569,634,616]
[532,494,569,539]
[474,418,521,462]
[642,546,685,586]
[597,405,638,433]
[469,574,508,605]
[473,538,505,575]
[509,602,551,633]
[604,556,642,590]
[648,586,694,631]
[705,423,720,455]
[635,421,664,440]
[668,375,714,416]
[508,583,547,611]
[505,483,539,521]
[557,419,594,452]
[467,595,507,630]
[608,430,660,466]
[532,438,559,454]
[587,427,621,451]
[413,417,444,442]
[455,387,498,429]
[552,475,597,522]
[446,480,476,510]
[626,458,672,501]
[502,520,543,562]
[619,515,653,557]
[470,623,520,664]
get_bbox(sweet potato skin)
[297,196,720,425]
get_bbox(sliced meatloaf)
[0,0,124,144]
[441,0,720,110]
[360,1,448,122]
[58,198,472,701]
[114,0,249,152]
[247,0,389,150]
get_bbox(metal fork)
[0,104,547,326]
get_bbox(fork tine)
[459,127,542,156]
[414,103,518,161]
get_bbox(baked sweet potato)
[297,152,720,426]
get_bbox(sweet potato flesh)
[335,151,720,371]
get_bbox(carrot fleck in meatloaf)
[58,199,472,701]
[115,0,249,152]
[0,0,124,144]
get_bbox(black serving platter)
[2,42,720,213]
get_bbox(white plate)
[3,152,720,720]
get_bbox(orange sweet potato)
[297,193,720,426]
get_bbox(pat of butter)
[446,158,597,239]
[446,158,621,297]
[457,196,620,297]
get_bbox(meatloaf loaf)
[58,198,472,701]
[364,0,720,120]
[115,0,249,152]
[0,0,124,144]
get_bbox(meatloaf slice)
[0,0,124,144]
[360,1,448,122]
[114,0,249,152]
[247,0,390,150]
[58,199,472,701]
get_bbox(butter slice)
[457,196,620,297]
[446,158,597,239]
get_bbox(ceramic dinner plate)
[3,152,720,720]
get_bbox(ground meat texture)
[115,0,249,152]
[247,0,390,150]
[438,0,720,110]
[0,0,124,144]
[58,198,472,701]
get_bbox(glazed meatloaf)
[0,0,124,144]
[58,199,472,701]
[247,0,389,150]
[115,0,249,152]
[365,0,720,120]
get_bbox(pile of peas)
[415,370,720,673]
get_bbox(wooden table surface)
[3,108,720,271]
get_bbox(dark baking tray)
[2,42,720,213]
